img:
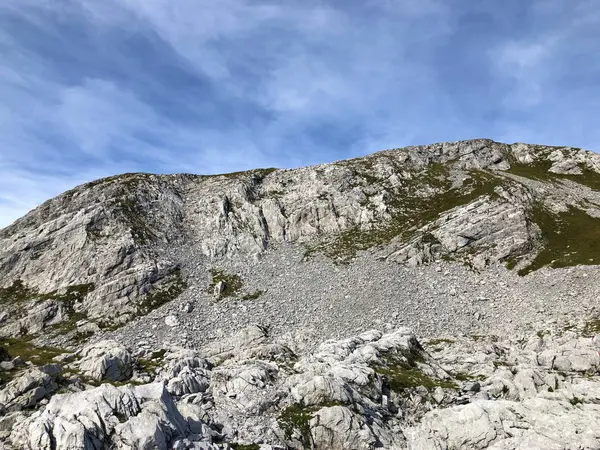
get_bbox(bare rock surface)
[2,139,600,338]
[2,324,600,449]
[0,364,61,412]
[71,340,133,382]
[2,139,600,448]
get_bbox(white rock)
[165,315,180,327]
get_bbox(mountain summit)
[2,139,600,335]
[2,139,600,449]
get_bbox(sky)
[1,0,599,228]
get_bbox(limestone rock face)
[2,139,600,334]
[8,382,214,450]
[4,138,600,448]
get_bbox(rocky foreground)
[1,318,600,449]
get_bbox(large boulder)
[73,340,133,382]
[157,349,211,397]
[0,364,61,412]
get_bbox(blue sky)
[1,0,599,227]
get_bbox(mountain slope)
[2,139,600,342]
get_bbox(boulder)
[73,340,133,382]
[0,364,61,411]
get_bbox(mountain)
[2,138,600,449]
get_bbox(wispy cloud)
[1,0,599,228]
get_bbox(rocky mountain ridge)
[2,138,600,341]
[2,138,600,448]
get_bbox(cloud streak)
[1,0,599,227]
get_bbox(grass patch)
[493,361,513,368]
[507,161,600,191]
[504,256,519,270]
[230,444,260,450]
[277,401,345,447]
[370,350,457,392]
[582,319,600,337]
[375,363,458,392]
[0,280,38,305]
[0,282,95,337]
[304,167,506,262]
[0,281,94,306]
[518,204,600,275]
[0,337,66,367]
[208,269,243,299]
[138,351,166,375]
[137,269,187,315]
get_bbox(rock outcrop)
[2,323,600,449]
[71,340,133,382]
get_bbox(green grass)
[374,363,458,391]
[518,204,600,275]
[0,281,94,306]
[370,350,457,392]
[137,269,187,315]
[0,337,66,382]
[208,269,243,299]
[230,444,260,450]
[0,280,38,305]
[582,319,600,337]
[507,161,600,191]
[504,256,519,270]
[277,401,345,447]
[0,282,95,337]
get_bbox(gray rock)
[9,382,216,450]
[0,361,14,371]
[213,281,226,298]
[0,364,61,411]
[165,315,180,327]
[72,340,133,382]
[2,139,600,333]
